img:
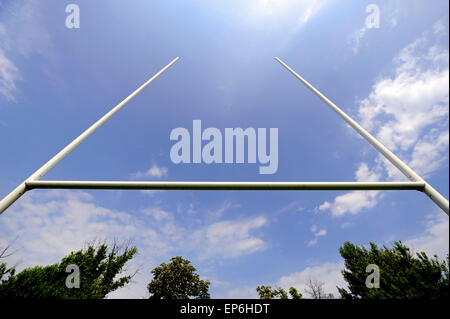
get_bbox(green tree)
[147,256,210,299]
[0,240,137,299]
[289,287,303,299]
[0,244,16,284]
[256,285,302,299]
[338,241,449,299]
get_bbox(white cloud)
[433,19,447,37]
[320,191,380,217]
[6,1,53,58]
[0,49,20,101]
[307,225,327,247]
[315,229,326,236]
[0,1,55,102]
[407,129,449,179]
[132,164,168,179]
[275,200,305,216]
[277,262,346,298]
[355,162,381,182]
[142,207,172,221]
[189,216,268,260]
[350,27,367,55]
[405,211,449,259]
[358,30,449,180]
[340,222,352,229]
[226,285,259,299]
[320,23,449,216]
[318,163,382,216]
[206,200,240,220]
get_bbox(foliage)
[0,240,137,299]
[338,241,449,299]
[304,279,333,299]
[0,244,16,284]
[256,285,302,299]
[147,256,210,299]
[289,287,303,299]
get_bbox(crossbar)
[25,181,426,191]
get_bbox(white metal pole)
[0,57,180,215]
[25,180,426,191]
[275,57,449,215]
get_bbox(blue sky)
[0,0,448,298]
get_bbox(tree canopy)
[0,241,137,299]
[338,241,449,299]
[147,256,210,299]
[0,244,16,285]
[256,285,302,299]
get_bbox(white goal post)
[0,57,448,216]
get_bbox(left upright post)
[0,57,180,215]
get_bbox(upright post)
[0,57,180,215]
[275,57,448,215]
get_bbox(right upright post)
[275,57,449,215]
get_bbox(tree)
[0,244,16,284]
[147,256,210,299]
[0,240,137,299]
[256,285,302,299]
[338,241,449,299]
[289,287,303,299]
[304,279,328,299]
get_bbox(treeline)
[0,240,448,299]
[256,241,449,299]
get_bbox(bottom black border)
[6,299,447,318]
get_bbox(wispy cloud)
[206,200,240,220]
[6,1,54,58]
[307,225,327,247]
[0,48,20,102]
[350,26,367,55]
[248,0,328,28]
[200,0,331,48]
[349,3,398,55]
[131,164,168,179]
[189,216,268,260]
[405,210,449,259]
[275,200,305,216]
[142,207,172,221]
[358,24,449,181]
[0,1,55,102]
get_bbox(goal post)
[0,57,448,216]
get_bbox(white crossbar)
[25,180,426,191]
